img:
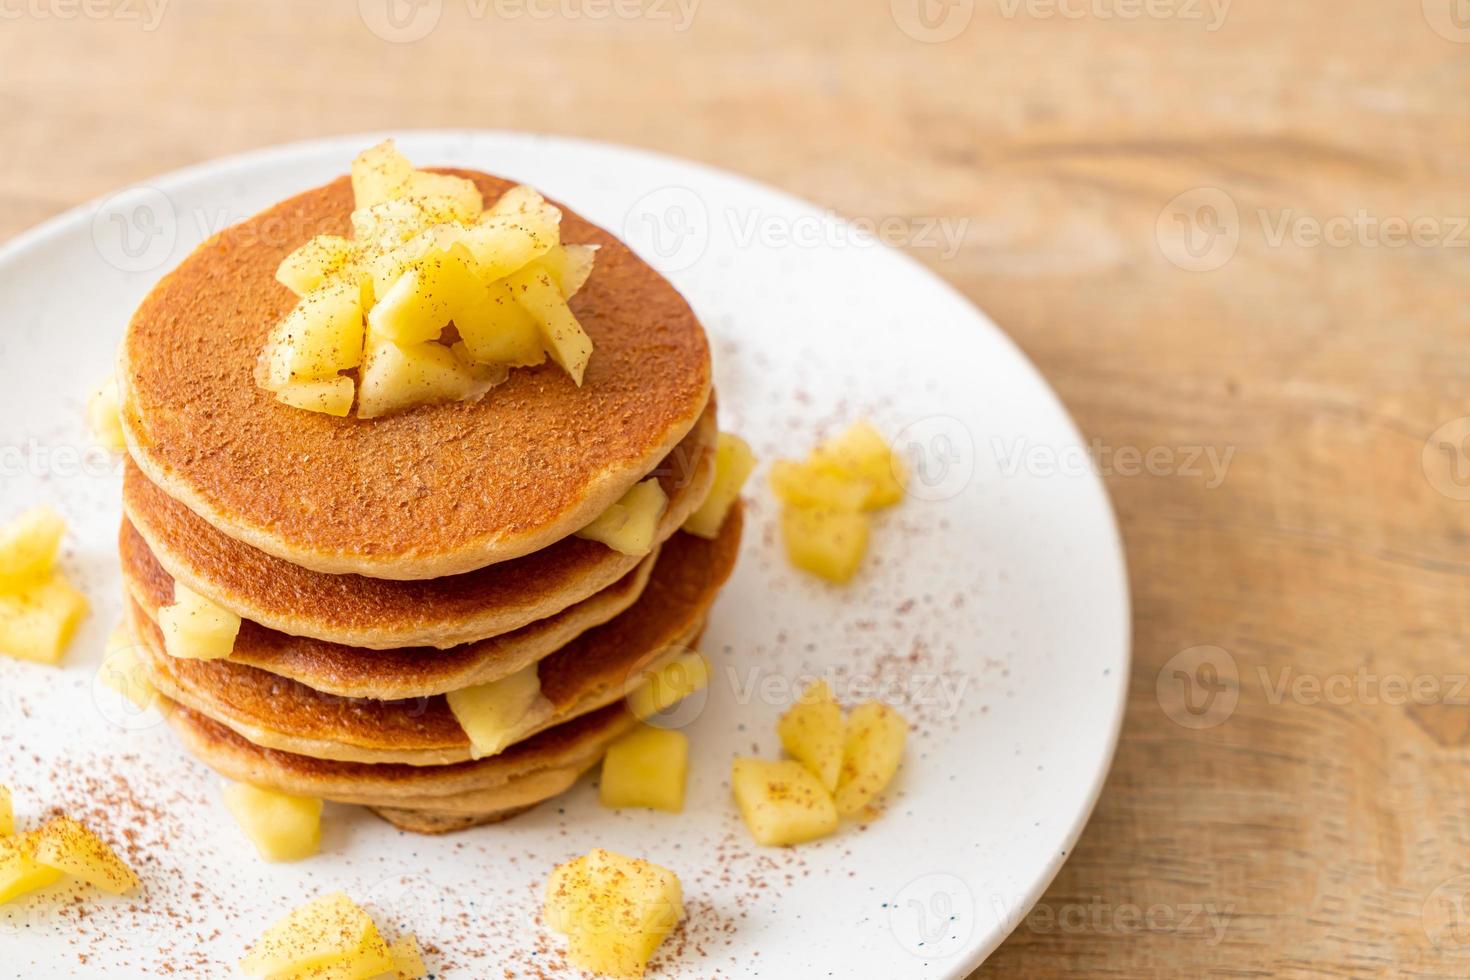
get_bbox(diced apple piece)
[222,782,323,863]
[506,265,594,385]
[0,506,66,592]
[399,171,483,223]
[539,244,599,298]
[456,210,560,282]
[812,422,906,510]
[277,235,357,296]
[626,651,711,722]
[357,336,501,419]
[361,224,461,299]
[768,458,870,513]
[386,934,427,980]
[683,433,755,538]
[0,786,11,837]
[488,184,549,217]
[0,574,89,665]
[32,816,139,895]
[600,725,689,813]
[731,758,838,847]
[0,831,63,905]
[351,140,415,209]
[545,849,683,979]
[99,627,158,711]
[576,479,668,556]
[832,701,908,817]
[368,244,482,345]
[445,664,544,759]
[351,197,465,250]
[780,506,869,584]
[240,891,392,978]
[454,280,547,367]
[274,376,356,418]
[87,377,128,452]
[158,582,241,661]
[258,277,366,389]
[777,681,845,792]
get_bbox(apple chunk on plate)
[0,506,66,592]
[239,891,392,978]
[731,758,839,847]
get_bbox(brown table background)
[5,2,1469,975]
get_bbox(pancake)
[122,407,716,650]
[137,613,699,767]
[120,530,659,700]
[367,806,538,834]
[126,508,741,766]
[118,168,712,580]
[162,698,638,830]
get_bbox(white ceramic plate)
[0,132,1128,978]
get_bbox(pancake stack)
[112,170,741,834]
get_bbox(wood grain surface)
[5,2,1469,976]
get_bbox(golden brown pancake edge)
[122,407,716,649]
[125,506,741,765]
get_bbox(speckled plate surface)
[0,132,1129,978]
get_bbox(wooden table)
[5,2,1467,975]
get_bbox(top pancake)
[118,168,712,580]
